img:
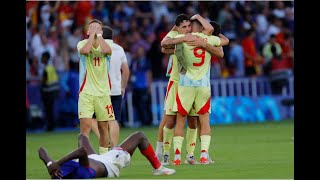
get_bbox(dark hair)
[42,51,51,60]
[210,21,221,36]
[175,14,190,26]
[102,26,113,39]
[89,19,102,25]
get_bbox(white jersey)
[107,40,128,96]
[88,148,131,177]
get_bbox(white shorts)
[88,148,131,177]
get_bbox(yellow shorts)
[78,93,115,121]
[173,86,211,116]
[164,80,198,116]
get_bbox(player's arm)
[48,147,89,177]
[121,62,130,98]
[203,44,224,59]
[190,14,214,35]
[161,36,188,49]
[217,33,229,46]
[96,29,112,55]
[186,38,224,58]
[161,47,175,55]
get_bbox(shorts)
[173,86,211,116]
[89,147,131,178]
[53,160,96,179]
[111,95,122,121]
[78,93,115,121]
[164,80,177,115]
[164,80,198,116]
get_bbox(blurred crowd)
[26,1,294,129]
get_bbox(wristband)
[97,34,102,37]
[47,161,53,167]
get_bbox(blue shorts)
[53,160,96,179]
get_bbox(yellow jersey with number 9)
[175,32,220,82]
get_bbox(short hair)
[175,14,190,26]
[89,19,102,25]
[102,26,113,39]
[210,21,221,36]
[42,51,51,60]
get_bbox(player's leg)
[91,118,100,139]
[161,80,178,164]
[95,95,114,154]
[109,95,121,147]
[195,87,212,164]
[162,114,175,165]
[119,131,176,175]
[155,112,166,161]
[78,93,95,137]
[172,86,195,165]
[185,115,198,165]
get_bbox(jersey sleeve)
[164,31,179,39]
[77,40,87,52]
[207,35,221,47]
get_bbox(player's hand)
[190,14,199,20]
[97,29,103,36]
[50,169,63,179]
[121,88,126,99]
[48,161,60,175]
[186,38,205,48]
[183,33,198,42]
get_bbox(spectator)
[130,46,153,126]
[262,34,282,64]
[40,51,60,131]
[228,38,245,77]
[242,29,262,76]
[269,45,293,95]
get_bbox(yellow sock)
[173,136,184,154]
[200,135,211,152]
[186,127,197,155]
[163,126,174,154]
[99,146,109,154]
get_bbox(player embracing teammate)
[156,14,229,165]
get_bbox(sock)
[155,141,163,157]
[200,135,211,153]
[186,127,197,155]
[99,146,109,155]
[140,143,161,169]
[173,136,184,155]
[163,126,174,154]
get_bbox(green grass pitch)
[26,119,294,179]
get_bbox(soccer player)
[77,19,113,155]
[158,14,225,166]
[90,26,130,148]
[38,131,176,179]
[173,17,229,164]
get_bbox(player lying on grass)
[38,132,176,179]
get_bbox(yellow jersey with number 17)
[175,32,221,87]
[77,39,112,96]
